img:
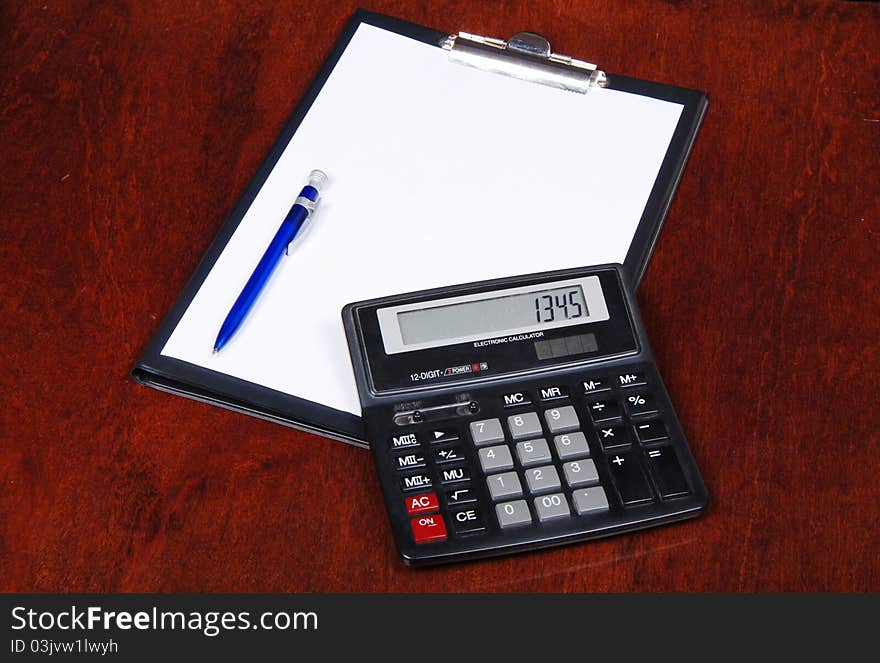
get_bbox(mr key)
[343,264,708,565]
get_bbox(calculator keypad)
[478,445,514,473]
[537,386,568,402]
[400,473,432,492]
[425,428,459,444]
[391,432,420,450]
[634,420,669,444]
[587,399,621,423]
[487,472,523,500]
[496,500,532,528]
[469,419,504,446]
[562,459,599,488]
[405,493,439,515]
[507,412,542,439]
[607,452,653,505]
[573,487,610,515]
[582,378,612,396]
[615,371,647,388]
[438,466,470,485]
[433,446,464,464]
[553,432,590,459]
[450,507,486,535]
[597,425,632,451]
[534,493,571,521]
[543,406,578,433]
[624,393,658,417]
[525,465,562,494]
[410,513,447,544]
[645,447,689,498]
[516,439,552,466]
[445,487,477,505]
[394,452,426,471]
[386,364,699,559]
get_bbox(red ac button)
[411,514,448,544]
[405,492,439,515]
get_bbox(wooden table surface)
[2,0,878,592]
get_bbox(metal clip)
[285,195,319,255]
[441,31,607,94]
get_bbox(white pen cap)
[308,170,328,191]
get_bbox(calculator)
[342,264,707,565]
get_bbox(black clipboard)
[132,9,708,449]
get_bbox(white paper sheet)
[161,24,684,416]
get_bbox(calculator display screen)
[377,276,609,355]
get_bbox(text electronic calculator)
[343,265,707,566]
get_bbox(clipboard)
[132,9,708,448]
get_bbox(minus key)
[634,420,669,444]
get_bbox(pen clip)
[285,195,320,255]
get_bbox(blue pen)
[213,169,327,353]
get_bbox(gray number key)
[470,418,504,446]
[544,405,580,433]
[507,412,542,440]
[479,445,514,473]
[563,459,599,487]
[573,487,610,515]
[534,493,571,522]
[524,465,561,494]
[487,471,523,501]
[496,500,532,528]
[553,432,590,460]
[515,438,552,467]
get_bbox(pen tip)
[212,348,219,354]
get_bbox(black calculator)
[342,264,707,565]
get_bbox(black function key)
[623,393,658,417]
[400,473,433,492]
[439,466,471,485]
[596,425,632,451]
[587,399,622,424]
[616,371,647,388]
[634,420,669,444]
[502,391,532,408]
[607,452,653,506]
[433,446,465,465]
[450,506,486,535]
[445,486,478,506]
[390,432,420,450]
[582,377,612,396]
[645,447,690,499]
[422,428,459,444]
[394,452,426,471]
[538,385,568,402]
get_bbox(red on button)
[411,514,447,544]
[405,492,439,515]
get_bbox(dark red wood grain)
[1,0,878,592]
